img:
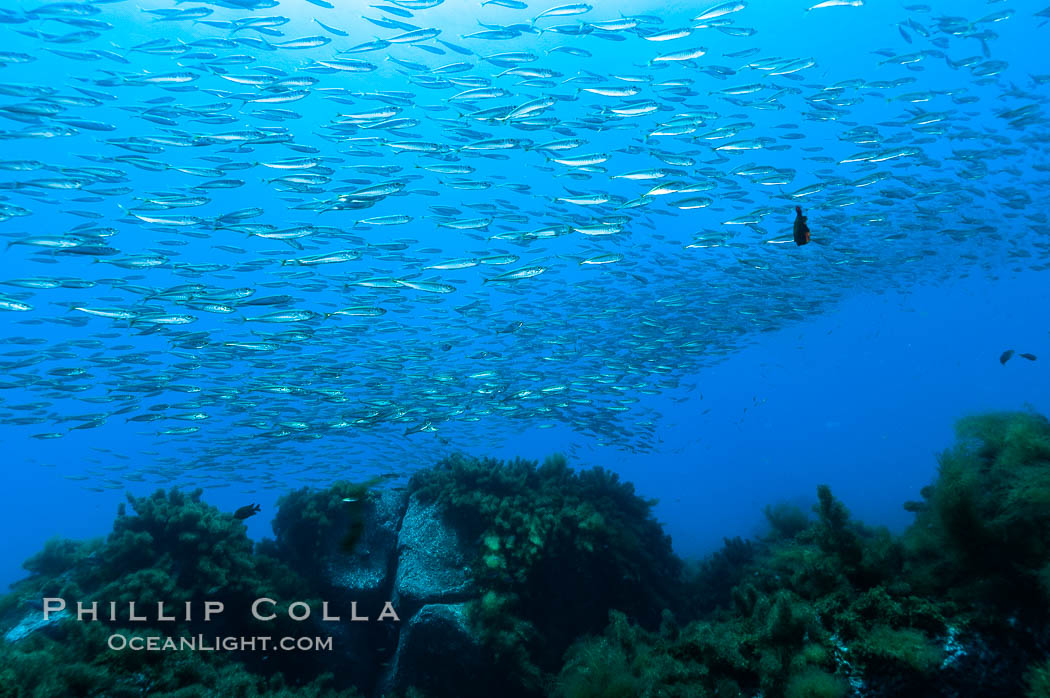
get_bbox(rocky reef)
[2,411,1050,697]
[551,411,1050,698]
[0,487,353,697]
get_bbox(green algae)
[1027,658,1050,698]
[269,479,380,577]
[411,452,684,693]
[783,667,848,698]
[905,411,1050,607]
[0,487,353,697]
[3,410,1050,697]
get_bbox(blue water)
[1,0,1048,590]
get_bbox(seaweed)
[553,610,708,698]
[1027,658,1050,698]
[783,668,848,698]
[904,411,1050,610]
[552,483,959,698]
[3,411,1050,698]
[0,487,342,696]
[269,479,380,580]
[410,452,684,685]
[683,536,755,616]
[0,621,355,698]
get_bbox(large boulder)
[377,603,494,698]
[320,488,488,697]
[326,487,407,603]
[371,493,492,697]
[392,493,476,618]
[321,488,409,695]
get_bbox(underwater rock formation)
[405,452,686,696]
[4,414,1050,697]
[378,603,489,698]
[551,411,1050,698]
[0,488,356,697]
[274,484,408,696]
[375,494,489,696]
[312,487,493,697]
[0,453,681,698]
[392,494,476,614]
[265,483,492,696]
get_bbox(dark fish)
[1000,349,1014,365]
[1020,353,1037,361]
[233,503,261,519]
[793,206,810,246]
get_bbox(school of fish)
[0,0,1047,492]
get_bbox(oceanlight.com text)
[107,633,334,652]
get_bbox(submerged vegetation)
[0,487,364,697]
[547,411,1050,698]
[904,412,1050,606]
[269,478,382,576]
[2,412,1050,696]
[21,488,303,609]
[0,624,350,698]
[411,453,683,689]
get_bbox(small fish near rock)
[233,503,261,520]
